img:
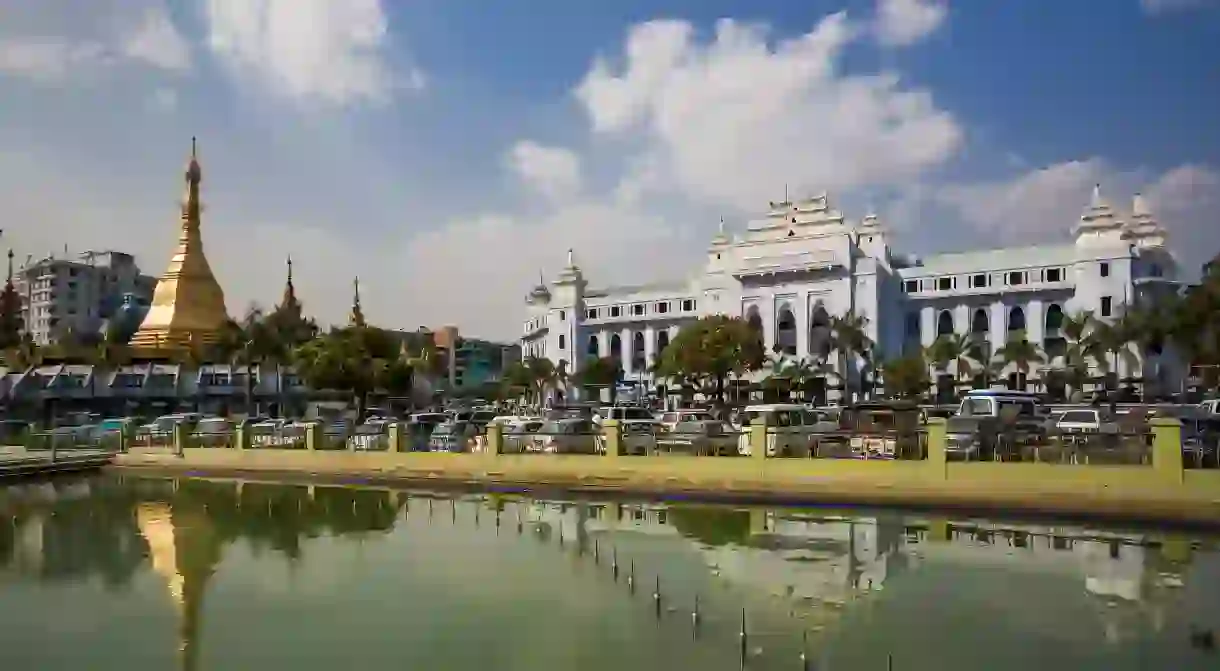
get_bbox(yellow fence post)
[234,419,250,450]
[387,422,402,453]
[925,417,948,480]
[602,419,622,459]
[171,422,187,457]
[749,419,769,462]
[1149,417,1183,484]
[305,422,319,451]
[485,422,502,457]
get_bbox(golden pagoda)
[349,276,366,327]
[129,138,230,354]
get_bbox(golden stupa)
[129,138,230,353]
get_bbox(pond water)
[1,475,1218,670]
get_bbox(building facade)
[522,187,1183,400]
[14,251,157,346]
[425,326,521,391]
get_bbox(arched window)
[809,304,832,359]
[586,335,599,359]
[609,333,622,360]
[1008,306,1026,334]
[936,310,954,337]
[632,331,646,370]
[971,309,989,334]
[776,305,797,355]
[1044,304,1064,333]
[656,330,670,356]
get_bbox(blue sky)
[2,0,1217,339]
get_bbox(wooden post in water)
[653,575,662,619]
[691,594,701,638]
[593,539,600,564]
[612,548,619,580]
[739,608,748,670]
[628,559,636,593]
[800,631,810,671]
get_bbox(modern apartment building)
[426,326,520,390]
[14,251,157,346]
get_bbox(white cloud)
[0,2,189,82]
[507,141,583,202]
[0,39,107,82]
[937,160,1220,275]
[120,8,192,71]
[574,15,963,211]
[204,0,418,106]
[149,87,179,111]
[1140,0,1216,15]
[874,0,948,47]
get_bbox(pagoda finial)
[279,254,298,310]
[1091,183,1102,207]
[567,248,575,268]
[350,276,365,327]
[1132,192,1150,217]
[5,249,12,283]
[286,255,293,283]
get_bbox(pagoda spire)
[349,277,365,327]
[279,255,299,311]
[129,137,230,354]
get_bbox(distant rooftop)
[897,243,1079,278]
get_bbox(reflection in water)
[1,476,1218,670]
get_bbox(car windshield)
[959,398,992,416]
[1060,410,1097,424]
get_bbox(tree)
[879,353,930,400]
[523,356,557,407]
[0,262,22,352]
[994,334,1045,390]
[576,356,621,404]
[654,315,764,404]
[292,325,413,421]
[927,333,977,397]
[1090,312,1138,390]
[829,314,872,401]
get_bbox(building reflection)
[0,478,1212,661]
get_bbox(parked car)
[945,390,1046,460]
[532,418,600,454]
[502,420,545,454]
[192,418,234,447]
[660,419,739,456]
[429,421,477,452]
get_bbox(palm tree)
[1090,312,1138,393]
[877,352,931,400]
[994,334,1045,390]
[927,333,977,398]
[829,314,872,403]
[523,356,556,408]
[577,356,621,404]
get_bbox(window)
[1100,296,1112,317]
[558,335,566,350]
[1046,268,1061,283]
[937,277,952,291]
[655,302,669,314]
[971,273,986,288]
[586,308,598,319]
[681,299,696,311]
[1100,262,1110,278]
[904,312,920,338]
[559,310,566,321]
[1150,263,1162,278]
[1007,271,1025,285]
[610,306,621,317]
[903,279,918,293]
[632,304,645,316]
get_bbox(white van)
[737,404,827,457]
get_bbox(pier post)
[924,417,948,480]
[485,422,503,457]
[601,420,622,459]
[1149,417,1184,484]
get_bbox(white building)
[13,250,157,346]
[522,186,1183,401]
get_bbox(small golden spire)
[5,249,12,283]
[350,276,365,327]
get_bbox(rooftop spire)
[350,276,365,327]
[5,249,11,283]
[1076,181,1123,236]
[279,254,299,312]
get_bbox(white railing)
[735,250,839,275]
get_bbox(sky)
[1,0,1218,342]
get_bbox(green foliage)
[292,325,415,414]
[654,315,763,401]
[880,353,931,400]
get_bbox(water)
[1,475,1218,670]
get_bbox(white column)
[643,325,656,371]
[761,298,776,353]
[920,306,935,347]
[621,327,633,375]
[1026,299,1044,343]
[796,295,809,359]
